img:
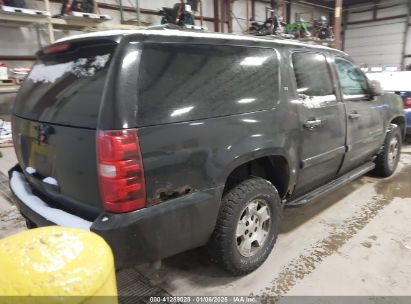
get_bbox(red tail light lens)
[404,96,411,109]
[43,42,70,54]
[97,129,146,213]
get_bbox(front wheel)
[373,124,402,177]
[208,177,281,275]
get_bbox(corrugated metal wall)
[344,1,409,70]
[4,0,411,70]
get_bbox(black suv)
[9,29,406,275]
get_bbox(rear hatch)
[12,39,118,220]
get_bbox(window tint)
[292,52,334,97]
[137,44,279,126]
[14,43,116,128]
[335,57,368,96]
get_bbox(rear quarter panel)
[138,107,301,206]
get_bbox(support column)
[220,0,225,33]
[333,0,343,50]
[286,1,291,23]
[43,0,55,43]
[401,0,411,70]
[199,0,204,27]
[372,0,379,20]
[246,0,250,33]
[341,8,348,51]
[118,0,124,23]
[227,0,233,33]
[136,0,140,26]
[214,0,219,32]
[270,0,275,18]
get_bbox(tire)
[373,124,402,177]
[208,177,281,275]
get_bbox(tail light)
[97,129,146,213]
[403,96,411,109]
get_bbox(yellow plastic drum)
[0,226,117,304]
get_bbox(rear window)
[137,43,279,126]
[14,42,116,129]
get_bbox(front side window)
[292,52,334,98]
[335,57,368,97]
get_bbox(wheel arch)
[390,116,406,139]
[222,154,290,200]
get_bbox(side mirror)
[368,79,384,97]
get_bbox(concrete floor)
[0,144,410,297]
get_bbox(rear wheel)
[208,177,281,275]
[373,125,402,177]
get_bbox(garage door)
[344,2,408,69]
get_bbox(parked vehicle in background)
[9,29,405,276]
[367,71,411,138]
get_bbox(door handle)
[303,119,323,130]
[348,112,361,119]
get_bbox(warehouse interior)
[0,0,411,302]
[2,0,411,71]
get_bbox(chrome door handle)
[304,119,323,130]
[348,113,361,119]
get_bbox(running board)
[285,161,375,207]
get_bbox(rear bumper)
[9,165,222,269]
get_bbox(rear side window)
[292,52,334,98]
[137,43,279,126]
[14,42,116,128]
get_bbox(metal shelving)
[0,0,144,43]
